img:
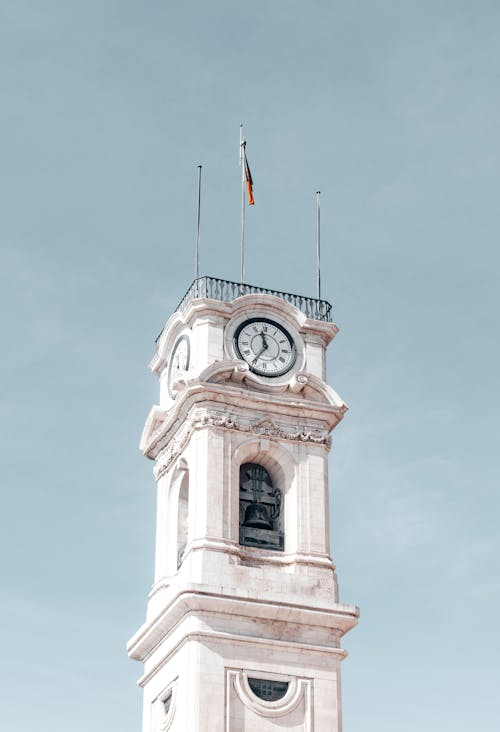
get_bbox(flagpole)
[316,191,321,300]
[195,165,202,281]
[240,124,246,285]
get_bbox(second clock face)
[234,317,296,377]
[168,335,190,398]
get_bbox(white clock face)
[234,318,296,377]
[168,335,190,398]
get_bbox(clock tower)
[127,276,359,731]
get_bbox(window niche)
[239,463,284,551]
[156,685,175,732]
[176,471,189,569]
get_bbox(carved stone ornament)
[154,409,331,480]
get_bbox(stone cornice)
[127,586,360,665]
[137,630,348,688]
[141,365,347,463]
[152,407,333,478]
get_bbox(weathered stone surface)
[128,291,358,731]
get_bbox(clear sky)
[1,1,499,730]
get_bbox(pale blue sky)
[1,1,499,730]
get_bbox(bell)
[243,502,273,530]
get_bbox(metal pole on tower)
[195,165,202,281]
[240,124,246,285]
[316,191,321,300]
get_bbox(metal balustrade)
[177,276,332,321]
[156,276,333,343]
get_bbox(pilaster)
[129,285,358,732]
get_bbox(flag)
[243,144,255,205]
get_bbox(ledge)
[127,586,360,663]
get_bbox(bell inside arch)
[243,502,273,530]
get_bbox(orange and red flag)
[243,146,254,205]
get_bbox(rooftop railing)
[178,276,332,320]
[156,276,333,342]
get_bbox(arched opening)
[248,678,289,701]
[239,462,284,551]
[176,470,189,568]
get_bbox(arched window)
[239,463,283,551]
[176,471,189,568]
[248,678,289,701]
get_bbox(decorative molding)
[136,627,348,687]
[128,585,358,665]
[226,668,314,732]
[153,676,177,732]
[154,423,192,479]
[148,543,336,593]
[192,411,331,444]
[154,409,332,478]
[230,669,309,720]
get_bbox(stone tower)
[127,276,359,731]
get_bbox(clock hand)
[252,341,269,364]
